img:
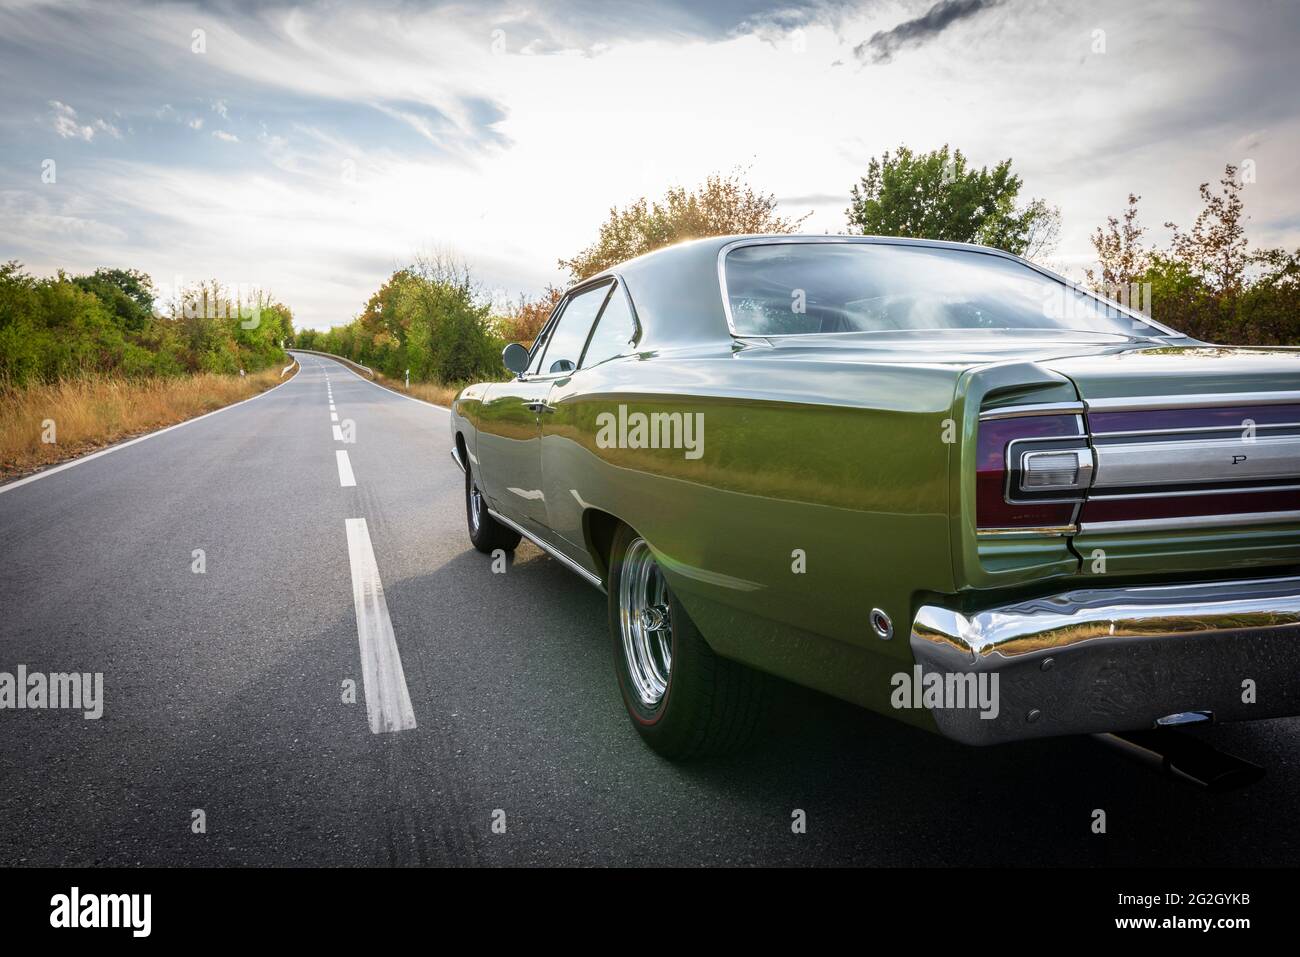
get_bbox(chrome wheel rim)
[618,537,673,708]
[468,479,483,535]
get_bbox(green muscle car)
[449,235,1300,759]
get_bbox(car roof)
[584,234,1042,348]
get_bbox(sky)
[1,0,1298,330]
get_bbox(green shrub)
[299,255,505,386]
[0,261,296,385]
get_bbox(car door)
[476,280,612,532]
[541,278,640,551]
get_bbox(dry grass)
[370,372,459,407]
[0,364,295,481]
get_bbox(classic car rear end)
[450,235,1300,758]
[921,347,1300,744]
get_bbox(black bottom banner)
[0,866,1285,942]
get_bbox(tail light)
[979,400,1300,532]
[977,413,1092,531]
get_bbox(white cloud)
[46,100,121,140]
[47,100,90,139]
[46,100,119,141]
[8,1,1300,329]
[0,190,128,246]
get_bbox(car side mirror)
[502,342,530,375]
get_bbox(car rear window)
[722,242,1166,338]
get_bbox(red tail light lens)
[977,414,1090,530]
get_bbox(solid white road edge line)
[344,518,417,734]
[336,449,356,486]
[0,363,302,497]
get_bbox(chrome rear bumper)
[910,576,1300,745]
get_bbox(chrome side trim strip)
[979,401,1086,421]
[1079,510,1300,535]
[1092,421,1300,438]
[487,507,605,591]
[1090,483,1300,500]
[1086,391,1300,412]
[976,525,1077,538]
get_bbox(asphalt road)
[2,353,1297,867]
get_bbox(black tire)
[465,463,521,554]
[607,523,766,759]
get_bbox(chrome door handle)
[523,401,557,414]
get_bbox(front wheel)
[465,463,521,554]
[607,523,766,759]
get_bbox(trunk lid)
[1042,344,1300,404]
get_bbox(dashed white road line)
[344,518,417,734]
[336,449,356,486]
[332,425,345,442]
[289,351,451,411]
[330,411,338,422]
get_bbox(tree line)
[0,263,295,387]
[1085,168,1297,345]
[293,253,506,385]
[10,146,1285,394]
[305,151,1296,392]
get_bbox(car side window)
[538,282,612,375]
[580,283,637,368]
[526,300,564,375]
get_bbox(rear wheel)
[465,463,521,554]
[607,523,766,759]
